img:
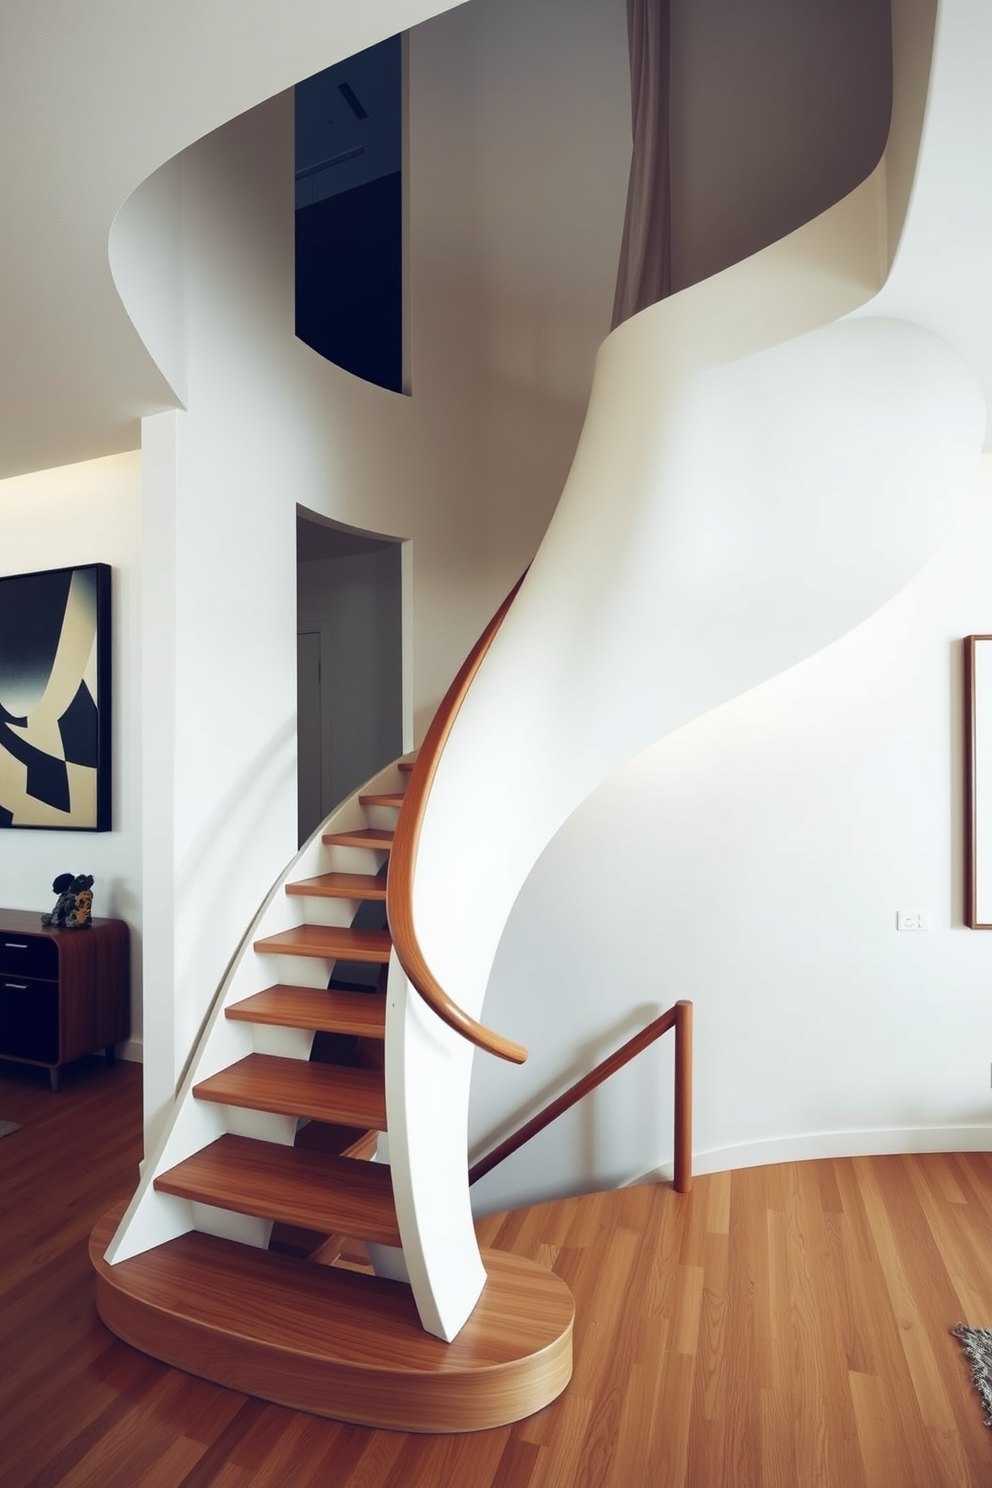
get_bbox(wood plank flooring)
[3,1056,992,1485]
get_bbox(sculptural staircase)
[89,0,977,1431]
[92,736,573,1432]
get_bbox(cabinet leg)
[105,1044,116,1067]
[49,1067,61,1093]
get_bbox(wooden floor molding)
[4,1057,992,1484]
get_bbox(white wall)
[471,461,992,1213]
[0,452,143,1058]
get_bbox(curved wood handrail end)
[387,571,530,1064]
[387,933,529,1064]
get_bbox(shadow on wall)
[669,0,893,290]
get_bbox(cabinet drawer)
[0,980,58,1063]
[0,933,57,980]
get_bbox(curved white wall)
[0,0,471,480]
[402,0,992,1214]
[12,0,985,1225]
[117,0,634,1144]
[474,458,992,1211]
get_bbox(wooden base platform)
[90,1204,573,1433]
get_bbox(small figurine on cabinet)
[66,875,94,928]
[41,873,76,927]
[41,872,95,929]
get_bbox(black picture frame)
[0,563,112,831]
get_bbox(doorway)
[296,511,404,846]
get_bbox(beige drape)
[611,0,672,329]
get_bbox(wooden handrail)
[386,575,529,1064]
[468,1000,693,1192]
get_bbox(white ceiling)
[1,0,989,486]
[0,0,464,482]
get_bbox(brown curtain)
[611,0,672,329]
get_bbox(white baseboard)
[117,1038,143,1063]
[625,1125,992,1188]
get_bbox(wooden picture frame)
[964,634,992,926]
[0,563,112,831]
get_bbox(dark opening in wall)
[295,35,405,393]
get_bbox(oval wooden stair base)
[91,1204,574,1432]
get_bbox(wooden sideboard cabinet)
[0,910,130,1091]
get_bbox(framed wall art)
[0,563,112,831]
[964,634,992,926]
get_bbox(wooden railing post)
[674,999,693,1194]
[469,1000,692,1194]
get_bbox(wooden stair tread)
[269,1127,378,1256]
[253,925,391,963]
[322,827,394,851]
[227,986,386,1038]
[91,1204,573,1432]
[193,1054,386,1129]
[398,760,416,773]
[358,792,404,807]
[285,872,386,901]
[154,1135,401,1246]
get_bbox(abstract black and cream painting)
[0,564,111,830]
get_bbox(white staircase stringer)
[383,953,487,1343]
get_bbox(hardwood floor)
[3,1056,992,1486]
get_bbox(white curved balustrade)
[406,0,988,1210]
